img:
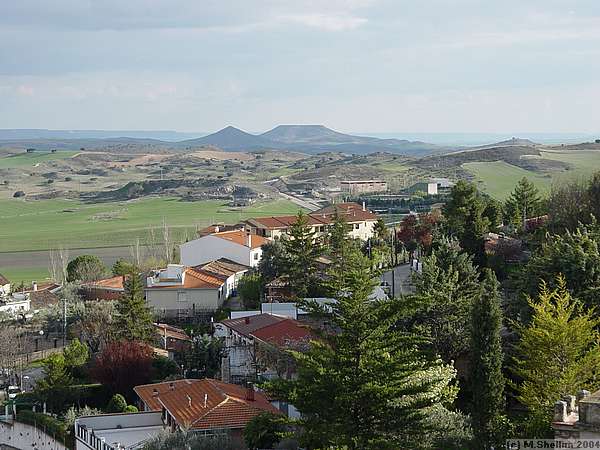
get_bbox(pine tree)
[504,177,542,229]
[281,211,323,298]
[115,272,155,343]
[470,269,506,449]
[511,277,600,437]
[269,247,460,449]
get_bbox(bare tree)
[49,247,69,283]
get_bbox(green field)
[0,266,51,285]
[462,161,551,199]
[0,151,78,168]
[0,197,302,252]
[463,150,600,199]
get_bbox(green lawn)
[0,266,51,285]
[462,161,551,199]
[463,151,600,200]
[0,197,302,252]
[0,151,78,168]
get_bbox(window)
[253,252,259,260]
[354,223,360,230]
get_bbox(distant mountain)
[472,137,537,150]
[177,126,278,151]
[0,129,205,141]
[0,125,445,156]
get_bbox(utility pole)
[63,297,67,347]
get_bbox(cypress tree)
[115,271,155,343]
[470,269,506,449]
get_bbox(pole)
[63,297,67,347]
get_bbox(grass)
[463,150,600,199]
[462,161,551,199]
[0,266,51,285]
[0,197,302,252]
[0,151,78,168]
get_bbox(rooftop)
[213,229,267,249]
[220,313,287,337]
[134,378,280,430]
[154,323,191,342]
[82,275,125,290]
[146,266,224,290]
[198,258,250,279]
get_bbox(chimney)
[562,395,576,414]
[214,225,220,233]
[152,388,159,397]
[578,390,590,404]
[204,393,208,408]
[169,382,175,391]
[554,400,568,422]
[187,394,192,408]
[246,233,252,247]
[245,383,255,402]
[244,316,250,324]
[32,281,38,292]
[362,201,366,211]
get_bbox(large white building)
[180,229,267,268]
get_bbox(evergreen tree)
[442,180,490,259]
[35,353,74,412]
[115,272,155,343]
[281,211,323,298]
[470,269,506,449]
[409,237,479,362]
[257,239,288,284]
[511,277,600,437]
[504,177,542,229]
[269,247,460,449]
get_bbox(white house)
[180,229,267,268]
[0,273,10,296]
[0,292,31,317]
[145,264,226,314]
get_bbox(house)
[341,179,388,195]
[81,276,125,301]
[134,378,281,445]
[154,323,192,354]
[407,182,438,196]
[180,229,267,268]
[552,390,600,439]
[198,258,250,298]
[75,411,165,450]
[145,264,226,315]
[0,292,30,317]
[244,202,378,241]
[214,313,312,383]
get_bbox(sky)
[1,0,600,134]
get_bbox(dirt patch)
[190,150,253,161]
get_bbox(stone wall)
[0,419,68,450]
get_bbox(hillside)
[177,126,278,151]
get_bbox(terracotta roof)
[198,259,250,279]
[197,224,244,237]
[0,273,9,285]
[147,267,224,290]
[154,323,191,342]
[213,230,267,249]
[252,318,312,349]
[82,276,125,291]
[246,205,377,231]
[134,378,280,430]
[28,290,60,310]
[220,313,286,337]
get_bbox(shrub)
[124,405,138,413]
[106,393,128,413]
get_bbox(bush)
[152,355,181,382]
[244,412,289,449]
[106,393,128,413]
[142,431,237,450]
[124,405,138,413]
[66,255,108,282]
[238,273,262,309]
[70,383,112,409]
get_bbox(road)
[381,264,414,296]
[0,245,149,272]
[277,192,322,212]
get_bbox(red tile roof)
[221,313,287,337]
[247,203,377,230]
[252,318,312,349]
[213,230,267,249]
[197,258,250,279]
[134,379,280,430]
[147,267,224,290]
[82,276,125,290]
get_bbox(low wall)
[0,419,69,450]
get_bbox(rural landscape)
[3,1,600,450]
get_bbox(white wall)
[181,235,259,267]
[145,287,222,312]
[0,419,68,450]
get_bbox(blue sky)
[1,0,599,133]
